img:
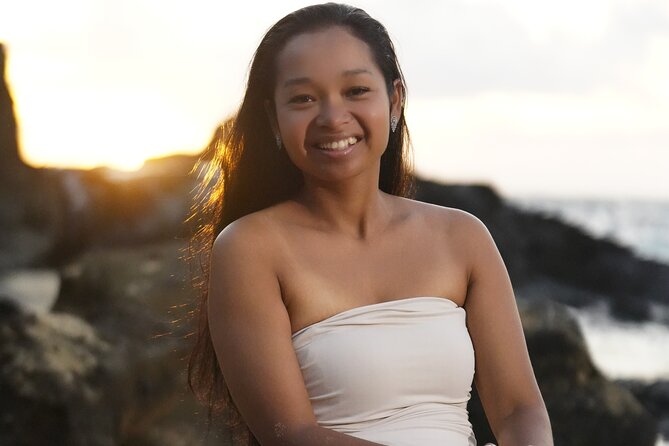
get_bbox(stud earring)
[275,134,282,150]
[390,115,398,133]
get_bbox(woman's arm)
[456,212,553,446]
[207,216,384,446]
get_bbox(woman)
[188,3,552,445]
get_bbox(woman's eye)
[347,86,370,97]
[289,95,314,104]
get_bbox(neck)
[295,172,392,240]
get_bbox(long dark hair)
[187,3,414,443]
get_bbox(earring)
[390,115,398,133]
[275,134,282,150]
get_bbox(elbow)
[493,401,553,446]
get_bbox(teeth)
[318,137,358,151]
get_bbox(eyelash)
[288,87,371,104]
[288,95,314,104]
[347,86,370,97]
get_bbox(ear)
[264,100,280,137]
[389,79,404,119]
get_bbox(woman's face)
[271,26,401,183]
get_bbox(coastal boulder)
[0,300,117,446]
[53,240,220,445]
[468,298,658,446]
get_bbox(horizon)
[1,0,668,200]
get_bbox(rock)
[36,155,200,265]
[0,304,117,445]
[619,379,669,438]
[54,240,193,337]
[0,44,24,183]
[0,45,65,271]
[53,240,220,445]
[468,298,658,446]
[0,240,217,446]
[75,158,196,247]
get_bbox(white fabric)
[291,296,477,446]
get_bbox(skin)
[207,26,553,446]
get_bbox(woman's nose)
[315,98,350,128]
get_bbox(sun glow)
[13,76,214,172]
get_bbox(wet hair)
[187,3,414,444]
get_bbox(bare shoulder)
[396,196,490,241]
[211,207,284,264]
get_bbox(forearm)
[494,403,553,446]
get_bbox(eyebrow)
[282,68,373,88]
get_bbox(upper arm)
[207,217,317,445]
[457,213,544,431]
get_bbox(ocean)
[512,197,669,446]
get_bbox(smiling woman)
[187,3,552,446]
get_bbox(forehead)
[275,26,382,86]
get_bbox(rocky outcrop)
[53,240,221,446]
[620,379,669,440]
[468,298,658,446]
[27,156,199,266]
[0,300,117,445]
[0,45,64,271]
[0,240,225,446]
[0,44,23,181]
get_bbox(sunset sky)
[1,0,668,199]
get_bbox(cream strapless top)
[291,296,477,446]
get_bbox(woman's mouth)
[315,136,360,151]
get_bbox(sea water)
[512,198,669,446]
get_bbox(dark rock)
[0,307,117,445]
[38,155,199,266]
[0,45,65,271]
[468,298,658,446]
[619,379,669,438]
[0,44,24,183]
[53,240,220,446]
[0,296,22,318]
[0,239,218,446]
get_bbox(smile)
[316,136,360,151]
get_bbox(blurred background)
[0,1,667,445]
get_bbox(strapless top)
[291,296,476,446]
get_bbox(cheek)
[277,113,314,154]
[364,104,390,137]
[278,112,308,136]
